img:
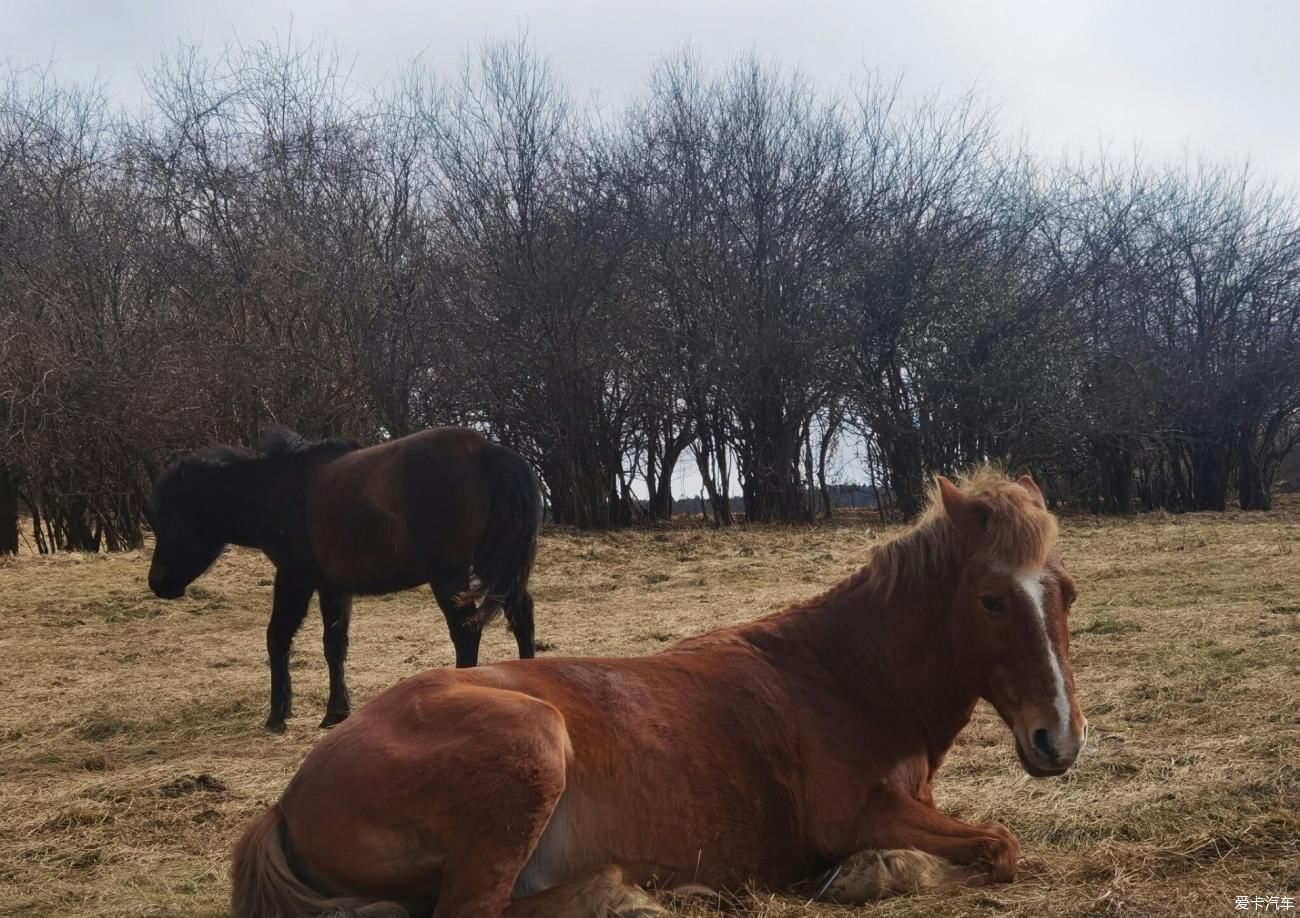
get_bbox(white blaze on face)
[1015,568,1072,747]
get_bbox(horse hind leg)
[319,588,354,728]
[505,867,665,918]
[504,590,536,660]
[430,569,484,668]
[424,691,571,918]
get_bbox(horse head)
[938,471,1087,778]
[146,449,246,599]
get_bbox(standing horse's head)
[146,450,243,599]
[937,471,1086,778]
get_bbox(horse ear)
[1017,473,1046,509]
[937,475,988,543]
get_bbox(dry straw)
[1,499,1297,916]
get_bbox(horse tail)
[475,442,543,623]
[230,802,409,918]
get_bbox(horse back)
[302,428,494,592]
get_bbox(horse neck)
[741,531,979,763]
[198,455,280,549]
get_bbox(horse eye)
[980,595,1005,615]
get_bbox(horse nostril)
[1032,728,1055,760]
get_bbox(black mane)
[189,444,259,466]
[149,430,358,528]
[256,426,358,461]
[153,431,356,507]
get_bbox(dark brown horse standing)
[148,426,542,732]
[231,469,1087,917]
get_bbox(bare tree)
[426,35,641,527]
[3,37,1299,549]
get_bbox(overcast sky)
[4,0,1300,183]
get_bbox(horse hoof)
[609,882,668,917]
[265,718,288,734]
[816,849,958,903]
[319,711,349,729]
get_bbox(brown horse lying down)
[232,469,1086,917]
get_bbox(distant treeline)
[670,484,880,521]
[2,35,1299,552]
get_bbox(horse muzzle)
[1013,720,1085,778]
[148,572,186,600]
[1014,735,1072,777]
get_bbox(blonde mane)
[918,465,1058,570]
[794,466,1059,611]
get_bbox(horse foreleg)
[851,787,1021,883]
[318,587,353,728]
[506,867,664,918]
[266,571,314,732]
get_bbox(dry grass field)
[1,503,1297,917]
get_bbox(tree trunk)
[1162,445,1184,510]
[0,468,18,555]
[1236,430,1272,511]
[693,451,730,526]
[647,426,691,520]
[803,436,816,520]
[1188,440,1231,512]
[1095,442,1133,514]
[693,418,734,526]
[817,408,842,520]
[881,428,925,519]
[739,408,809,523]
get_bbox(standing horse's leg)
[266,571,314,733]
[318,587,353,728]
[507,591,536,660]
[431,570,482,668]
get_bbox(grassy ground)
[0,503,1297,917]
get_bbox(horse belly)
[312,505,424,593]
[340,562,427,596]
[514,781,774,896]
[515,791,664,896]
[514,791,584,897]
